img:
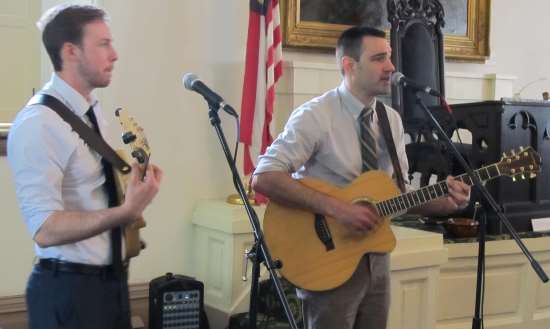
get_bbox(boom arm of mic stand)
[206,104,299,329]
[414,94,548,283]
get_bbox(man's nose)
[386,60,395,72]
[111,47,118,62]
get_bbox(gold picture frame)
[281,0,490,62]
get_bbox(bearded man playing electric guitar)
[8,5,162,329]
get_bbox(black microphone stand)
[414,93,548,329]
[470,202,486,329]
[204,102,299,329]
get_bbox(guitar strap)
[375,101,406,193]
[30,93,129,274]
[29,94,131,175]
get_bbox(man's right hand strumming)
[253,171,383,233]
[326,198,383,233]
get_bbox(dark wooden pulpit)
[439,99,550,234]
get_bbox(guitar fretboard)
[375,164,500,217]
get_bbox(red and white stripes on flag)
[240,0,283,176]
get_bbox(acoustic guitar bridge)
[314,214,335,251]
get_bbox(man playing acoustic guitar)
[252,26,470,329]
[7,5,162,329]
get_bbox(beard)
[363,81,391,98]
[78,61,112,89]
[378,83,391,95]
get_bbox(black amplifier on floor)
[149,272,207,329]
[436,99,550,234]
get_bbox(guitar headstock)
[497,146,541,181]
[115,108,150,165]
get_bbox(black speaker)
[149,272,207,329]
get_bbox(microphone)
[183,73,238,117]
[390,72,441,97]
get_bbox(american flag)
[240,0,283,177]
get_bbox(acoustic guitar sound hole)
[352,199,376,213]
[351,199,383,233]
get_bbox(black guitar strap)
[29,94,131,175]
[375,101,406,193]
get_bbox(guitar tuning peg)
[511,168,516,174]
[512,176,516,182]
[122,132,137,144]
[510,149,516,156]
[502,152,507,158]
[530,173,537,179]
[521,174,526,180]
[519,146,524,151]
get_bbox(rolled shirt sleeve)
[255,102,324,175]
[7,107,74,238]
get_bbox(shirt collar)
[337,81,376,120]
[48,73,99,117]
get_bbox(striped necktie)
[358,107,378,172]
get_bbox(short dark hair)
[336,26,386,74]
[37,5,107,71]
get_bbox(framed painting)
[281,0,490,62]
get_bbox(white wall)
[97,0,251,285]
[1,0,550,297]
[445,0,550,99]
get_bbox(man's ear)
[341,56,355,76]
[60,42,79,66]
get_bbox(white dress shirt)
[255,81,409,187]
[8,73,117,265]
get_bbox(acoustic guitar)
[113,108,151,260]
[263,146,541,291]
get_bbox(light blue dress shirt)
[8,74,116,265]
[255,81,410,188]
